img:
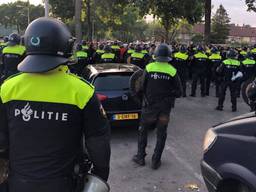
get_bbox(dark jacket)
[0,67,110,191]
[143,62,182,107]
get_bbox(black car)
[84,63,141,127]
[201,112,256,192]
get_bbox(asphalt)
[108,87,249,192]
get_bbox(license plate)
[113,113,139,121]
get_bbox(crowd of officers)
[0,24,256,191]
[1,32,256,111]
[1,34,256,112]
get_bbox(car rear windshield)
[94,73,132,91]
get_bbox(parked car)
[84,63,141,127]
[201,112,256,192]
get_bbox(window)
[94,73,132,91]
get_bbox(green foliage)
[49,0,75,21]
[132,0,204,41]
[245,0,256,11]
[211,4,230,44]
[0,1,44,33]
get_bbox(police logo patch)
[30,37,40,46]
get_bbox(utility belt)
[0,153,109,192]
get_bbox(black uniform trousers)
[218,81,238,109]
[8,175,73,192]
[191,72,206,96]
[137,100,171,161]
[178,70,188,97]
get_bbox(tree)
[204,0,211,43]
[0,1,44,33]
[49,0,75,21]
[75,0,82,42]
[133,0,204,42]
[245,0,256,11]
[211,4,230,44]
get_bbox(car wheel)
[241,79,254,106]
[218,181,251,192]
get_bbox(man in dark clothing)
[216,49,242,112]
[173,45,189,97]
[206,47,222,96]
[190,45,208,97]
[101,45,116,63]
[0,17,110,192]
[130,45,147,69]
[132,43,182,170]
[1,33,26,80]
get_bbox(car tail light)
[97,94,108,101]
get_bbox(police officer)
[0,17,111,192]
[1,33,26,80]
[241,52,256,81]
[81,40,89,51]
[0,36,8,54]
[173,45,189,97]
[190,45,208,97]
[132,43,182,169]
[0,36,8,75]
[93,44,105,63]
[207,47,222,96]
[111,41,121,62]
[130,45,147,69]
[251,44,256,60]
[216,49,242,112]
[71,43,88,76]
[101,45,116,63]
[238,47,247,61]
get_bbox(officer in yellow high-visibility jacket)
[1,33,26,80]
[0,17,110,192]
[101,45,116,63]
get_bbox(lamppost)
[27,0,30,25]
[43,0,49,17]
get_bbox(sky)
[0,0,255,26]
[213,0,256,26]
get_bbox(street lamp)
[43,0,49,17]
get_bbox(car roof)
[87,63,140,75]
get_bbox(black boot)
[215,106,223,111]
[232,106,237,112]
[133,126,147,166]
[151,154,161,170]
[132,154,145,166]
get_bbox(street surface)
[108,87,249,192]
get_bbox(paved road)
[108,88,249,192]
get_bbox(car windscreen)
[93,73,132,91]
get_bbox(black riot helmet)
[99,44,104,50]
[135,44,142,52]
[226,49,237,59]
[197,45,204,52]
[179,45,187,53]
[76,43,83,51]
[154,43,172,62]
[104,45,112,53]
[211,46,218,54]
[3,36,9,43]
[18,17,75,73]
[8,33,21,46]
